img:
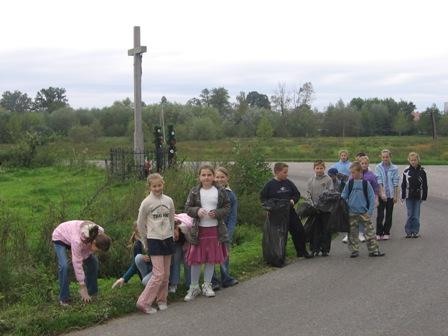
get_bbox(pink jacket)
[52,220,104,284]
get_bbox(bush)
[68,125,97,143]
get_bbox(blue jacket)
[341,179,375,216]
[330,160,351,178]
[225,188,238,242]
[375,162,399,198]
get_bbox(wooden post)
[128,26,147,167]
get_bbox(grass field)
[2,135,445,164]
[0,165,297,336]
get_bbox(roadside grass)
[0,224,299,336]
[0,166,299,336]
[2,136,447,164]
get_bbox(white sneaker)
[359,233,366,242]
[158,302,168,311]
[168,285,177,294]
[202,282,216,297]
[342,235,348,244]
[184,286,201,302]
[136,304,157,314]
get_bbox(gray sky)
[1,0,447,111]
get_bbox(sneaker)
[184,286,201,302]
[321,251,329,257]
[211,282,221,291]
[376,235,382,241]
[202,282,216,297]
[222,279,239,288]
[369,251,385,257]
[382,235,390,240]
[359,233,366,242]
[342,235,348,244]
[412,233,420,238]
[158,302,168,311]
[312,251,320,257]
[136,303,157,314]
[168,285,177,294]
[350,251,359,258]
[405,234,413,238]
[59,300,70,307]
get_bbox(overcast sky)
[1,0,447,111]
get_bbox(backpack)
[348,179,369,209]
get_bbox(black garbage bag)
[328,198,350,233]
[316,191,341,213]
[261,198,290,267]
[297,202,318,218]
[303,215,317,243]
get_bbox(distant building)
[411,111,420,121]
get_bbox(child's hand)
[393,197,398,204]
[79,284,92,302]
[360,213,370,221]
[112,278,125,289]
[208,210,217,218]
[380,193,387,202]
[143,255,151,262]
[290,199,295,206]
[174,227,179,241]
[198,208,208,218]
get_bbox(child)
[136,173,175,314]
[52,220,111,306]
[341,162,385,258]
[184,165,230,301]
[401,152,428,238]
[211,167,239,288]
[168,217,191,293]
[305,160,334,256]
[112,223,153,289]
[328,168,341,192]
[342,155,380,244]
[260,162,312,259]
[330,150,351,190]
[375,149,400,240]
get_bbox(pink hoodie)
[52,220,104,284]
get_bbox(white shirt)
[199,186,219,227]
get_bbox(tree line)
[0,83,447,144]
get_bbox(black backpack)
[348,179,370,209]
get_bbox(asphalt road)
[67,164,448,336]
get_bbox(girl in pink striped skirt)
[184,165,230,301]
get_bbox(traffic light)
[154,126,164,172]
[167,125,176,167]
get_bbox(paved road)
[68,164,448,336]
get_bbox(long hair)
[127,222,140,248]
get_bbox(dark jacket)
[185,184,230,245]
[401,165,428,200]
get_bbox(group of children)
[301,149,428,258]
[51,165,239,313]
[51,149,428,310]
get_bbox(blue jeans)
[212,244,235,286]
[54,243,98,301]
[169,244,190,287]
[405,199,422,234]
[135,254,153,286]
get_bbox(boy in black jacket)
[401,152,428,238]
[260,162,312,258]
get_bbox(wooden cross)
[128,26,147,159]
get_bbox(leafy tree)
[256,116,274,139]
[209,87,231,119]
[286,105,319,137]
[322,100,360,137]
[33,87,68,112]
[47,107,78,135]
[293,82,314,108]
[186,97,202,106]
[246,91,271,110]
[0,91,33,113]
[99,101,132,136]
[199,89,211,107]
[393,111,411,136]
[418,104,441,136]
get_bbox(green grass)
[0,166,299,335]
[2,135,446,164]
[0,224,299,336]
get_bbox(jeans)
[54,243,98,301]
[212,245,235,287]
[376,198,395,235]
[135,254,153,286]
[169,244,190,287]
[405,199,422,234]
